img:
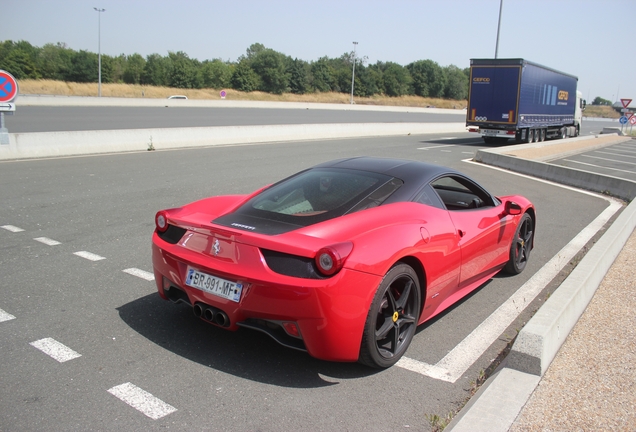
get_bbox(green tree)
[167,51,200,88]
[201,59,232,88]
[407,59,445,97]
[230,60,260,92]
[67,50,98,82]
[123,53,146,84]
[288,58,309,94]
[0,48,39,79]
[379,62,411,97]
[250,48,289,94]
[310,57,335,92]
[443,65,468,100]
[37,43,73,80]
[592,96,611,106]
[142,53,169,86]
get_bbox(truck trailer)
[466,58,585,144]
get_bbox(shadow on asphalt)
[117,293,379,388]
[418,137,514,147]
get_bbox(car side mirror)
[505,201,522,215]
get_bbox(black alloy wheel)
[359,264,421,368]
[504,213,533,275]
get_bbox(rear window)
[230,168,402,228]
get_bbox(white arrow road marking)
[30,338,82,362]
[108,383,177,420]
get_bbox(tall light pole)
[494,0,503,58]
[94,7,105,97]
[350,41,358,104]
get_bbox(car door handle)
[458,229,466,238]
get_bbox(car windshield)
[227,168,402,229]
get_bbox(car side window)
[431,176,494,210]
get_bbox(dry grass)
[583,105,620,119]
[17,79,466,109]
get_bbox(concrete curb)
[474,135,636,201]
[0,122,466,161]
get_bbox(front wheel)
[359,264,421,368]
[504,213,534,275]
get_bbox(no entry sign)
[0,70,18,103]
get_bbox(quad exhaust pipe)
[193,302,230,327]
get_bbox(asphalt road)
[3,106,464,133]
[0,131,614,431]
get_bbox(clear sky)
[3,0,635,104]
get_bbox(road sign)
[619,116,628,125]
[0,70,18,103]
[620,98,632,108]
[631,115,636,125]
[0,103,16,112]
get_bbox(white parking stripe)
[108,382,177,420]
[34,237,62,246]
[123,268,155,281]
[0,308,16,322]
[563,159,636,175]
[30,338,82,362]
[73,251,106,261]
[1,225,25,232]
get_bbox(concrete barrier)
[0,122,467,160]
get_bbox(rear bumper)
[152,239,382,362]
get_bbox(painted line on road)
[1,225,24,232]
[123,268,155,281]
[74,251,106,261]
[582,154,636,166]
[595,151,636,159]
[30,338,82,362]
[108,382,177,420]
[417,144,456,150]
[0,308,16,322]
[563,159,636,175]
[397,160,622,382]
[34,237,62,246]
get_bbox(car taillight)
[315,242,353,276]
[155,210,169,233]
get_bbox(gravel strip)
[509,228,636,431]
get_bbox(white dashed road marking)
[74,251,106,261]
[1,225,25,232]
[108,382,177,420]
[34,237,62,246]
[123,268,155,281]
[30,338,82,362]
[0,308,16,322]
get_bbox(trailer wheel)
[561,127,567,139]
[539,129,546,142]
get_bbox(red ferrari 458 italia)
[152,157,535,368]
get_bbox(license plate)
[185,267,243,302]
[482,129,500,137]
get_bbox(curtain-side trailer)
[466,58,586,144]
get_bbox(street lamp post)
[94,7,105,97]
[494,0,503,58]
[350,42,358,104]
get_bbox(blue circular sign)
[619,116,628,125]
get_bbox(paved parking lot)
[551,139,636,182]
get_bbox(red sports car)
[152,157,535,368]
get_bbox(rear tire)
[359,264,421,368]
[504,213,533,275]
